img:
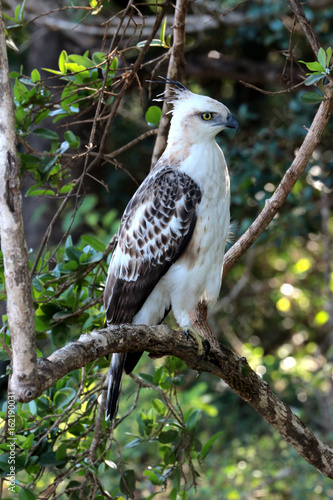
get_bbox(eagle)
[104,80,238,420]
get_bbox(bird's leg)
[181,327,210,361]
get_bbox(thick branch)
[23,324,333,479]
[150,0,189,166]
[223,88,333,278]
[0,8,37,400]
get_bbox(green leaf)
[124,438,142,449]
[21,433,34,450]
[160,17,167,44]
[37,452,58,466]
[15,4,21,21]
[18,0,27,23]
[317,47,326,69]
[137,39,166,48]
[170,488,178,500]
[86,251,103,264]
[31,69,40,83]
[59,50,68,74]
[39,156,58,174]
[33,128,59,140]
[67,423,85,436]
[19,488,36,500]
[64,130,80,148]
[300,91,325,104]
[145,105,162,126]
[143,470,162,486]
[35,314,51,332]
[185,409,201,430]
[65,246,83,262]
[65,63,89,80]
[81,235,106,252]
[55,443,67,461]
[54,387,76,409]
[151,398,166,415]
[158,430,179,444]
[65,235,73,249]
[92,51,107,65]
[62,260,79,271]
[201,431,223,459]
[0,454,12,472]
[299,60,324,72]
[97,462,105,475]
[110,57,118,70]
[120,469,136,495]
[13,79,27,101]
[326,46,332,65]
[68,54,93,69]
[26,186,56,197]
[304,73,325,86]
[22,400,37,415]
[42,67,63,76]
[138,373,155,385]
[59,183,75,194]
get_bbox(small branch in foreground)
[22,324,333,479]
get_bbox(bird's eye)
[201,112,213,121]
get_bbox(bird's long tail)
[106,353,127,420]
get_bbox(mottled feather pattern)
[104,81,237,420]
[104,165,201,420]
[104,165,201,326]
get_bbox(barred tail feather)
[106,353,126,420]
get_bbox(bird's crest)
[149,77,191,108]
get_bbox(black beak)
[226,114,239,132]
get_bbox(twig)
[239,79,304,95]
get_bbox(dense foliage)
[0,0,332,499]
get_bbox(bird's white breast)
[166,141,230,323]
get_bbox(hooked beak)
[226,113,239,132]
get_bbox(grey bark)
[0,7,38,400]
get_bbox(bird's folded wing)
[104,165,202,325]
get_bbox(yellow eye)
[201,112,213,121]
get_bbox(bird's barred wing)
[104,166,202,325]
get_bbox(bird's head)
[155,79,238,147]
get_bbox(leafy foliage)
[299,46,333,104]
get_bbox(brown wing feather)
[104,165,201,326]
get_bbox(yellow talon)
[182,327,210,361]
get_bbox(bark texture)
[22,324,333,479]
[0,10,37,400]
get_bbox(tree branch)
[150,0,189,166]
[223,87,333,278]
[21,323,333,479]
[288,0,321,55]
[0,7,38,401]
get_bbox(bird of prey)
[104,80,238,420]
